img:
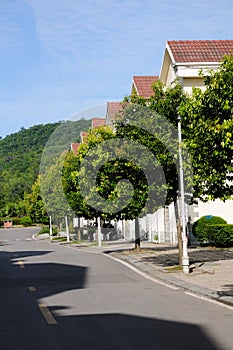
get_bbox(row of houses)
[71,39,233,243]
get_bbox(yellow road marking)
[38,304,57,325]
[28,286,36,292]
[17,260,25,269]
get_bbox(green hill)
[0,119,91,217]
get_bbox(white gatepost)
[97,217,102,248]
[148,214,153,242]
[65,216,70,243]
[49,216,53,240]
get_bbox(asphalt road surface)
[0,228,232,350]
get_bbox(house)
[73,39,233,244]
[159,40,233,225]
[91,118,106,129]
[70,142,81,154]
[106,102,123,127]
[131,76,158,97]
[160,40,233,93]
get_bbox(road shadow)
[0,250,87,297]
[0,249,226,350]
[34,312,223,350]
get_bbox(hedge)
[207,224,233,247]
[192,215,227,243]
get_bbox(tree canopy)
[0,119,91,218]
[180,54,233,201]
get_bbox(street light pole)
[178,115,189,274]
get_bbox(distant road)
[0,228,232,350]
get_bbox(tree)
[122,83,192,254]
[123,55,233,257]
[63,109,184,251]
[180,54,233,201]
[23,175,49,224]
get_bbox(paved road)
[0,228,233,350]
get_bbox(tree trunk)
[134,217,141,252]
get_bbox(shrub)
[20,216,33,227]
[207,224,233,247]
[192,215,227,244]
[39,226,57,236]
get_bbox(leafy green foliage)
[114,104,180,207]
[38,226,57,235]
[20,216,33,227]
[127,80,186,127]
[0,123,59,216]
[192,215,227,243]
[0,119,91,220]
[180,55,233,201]
[207,224,233,247]
[63,121,167,221]
[23,175,49,224]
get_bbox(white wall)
[195,199,233,224]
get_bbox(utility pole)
[178,115,189,274]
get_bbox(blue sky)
[1,0,233,138]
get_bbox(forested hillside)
[0,119,91,218]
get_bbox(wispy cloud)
[28,0,233,75]
[28,0,166,71]
[1,0,233,137]
[0,2,25,53]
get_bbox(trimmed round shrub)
[20,216,33,227]
[192,215,227,244]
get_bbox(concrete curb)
[107,251,233,308]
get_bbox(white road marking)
[184,291,233,311]
[28,286,36,292]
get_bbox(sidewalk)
[37,234,233,307]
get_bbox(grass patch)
[164,265,182,273]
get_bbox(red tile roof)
[107,102,123,122]
[70,143,81,154]
[91,118,106,128]
[132,76,158,98]
[168,40,233,63]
